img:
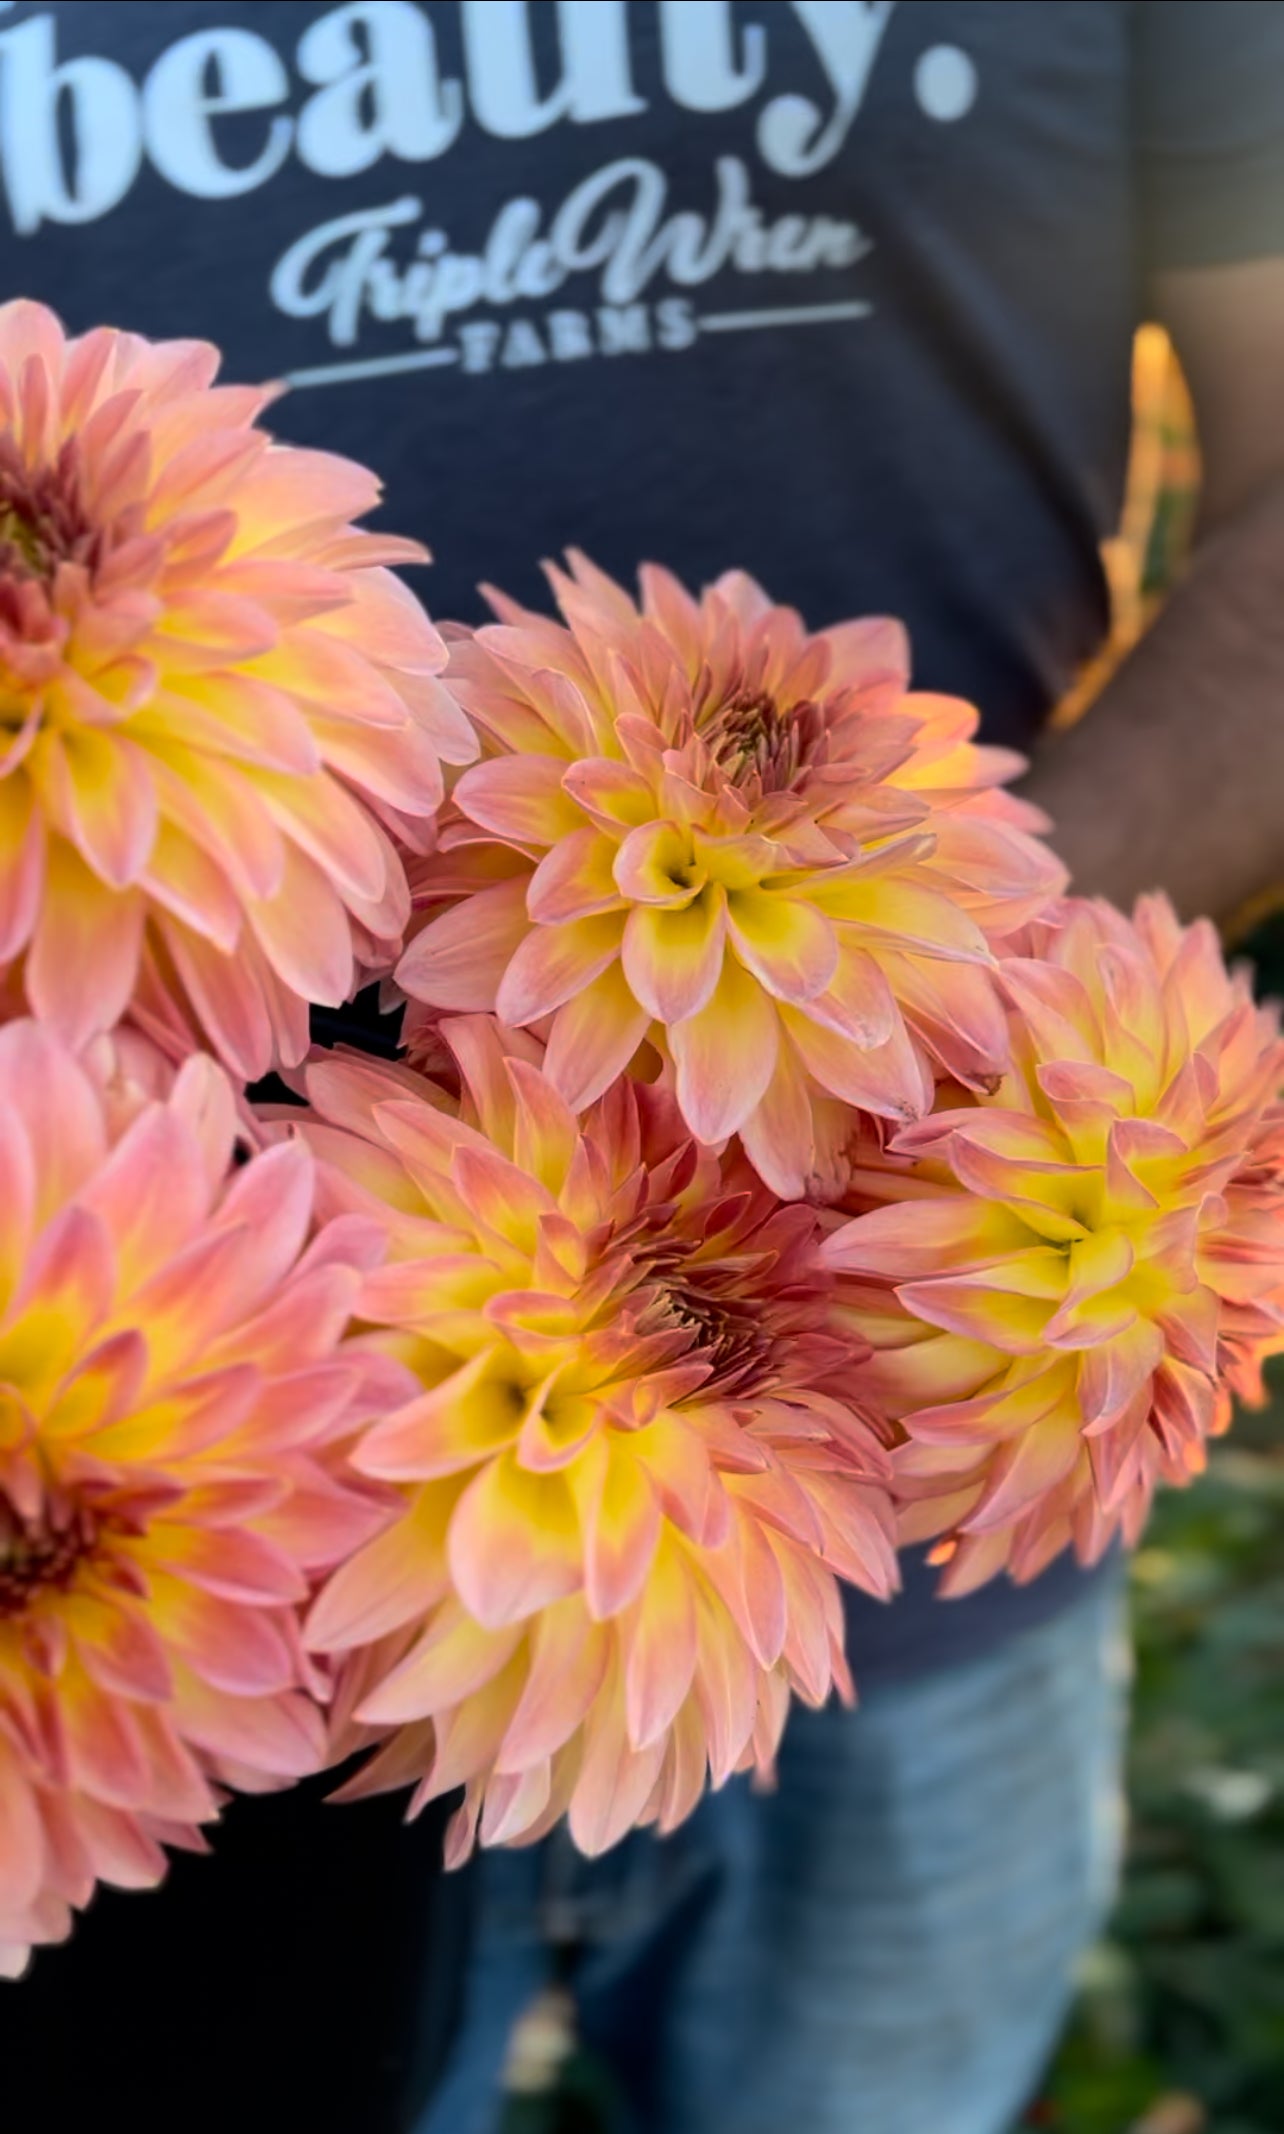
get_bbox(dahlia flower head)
[825,896,1284,1594]
[0,301,475,1081]
[396,555,1064,1199]
[0,1020,390,1978]
[297,1017,898,1864]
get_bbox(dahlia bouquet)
[1,301,1280,1976]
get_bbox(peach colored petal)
[622,888,727,1024]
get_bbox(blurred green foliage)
[1036,1381,1284,2134]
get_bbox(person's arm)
[1021,258,1284,924]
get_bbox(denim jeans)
[416,1568,1129,2134]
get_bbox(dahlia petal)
[933,1525,1016,1597]
[965,1405,1085,1531]
[0,1204,116,1401]
[567,1678,668,1857]
[80,1105,212,1290]
[817,613,910,693]
[803,939,897,1047]
[623,1539,699,1750]
[163,1594,292,1703]
[581,1450,662,1620]
[247,842,355,1007]
[441,1786,485,1866]
[726,1462,825,1554]
[318,563,446,672]
[250,624,416,728]
[357,1357,523,1482]
[146,1524,306,1605]
[808,1474,900,1596]
[127,1710,220,1826]
[358,1605,524,1727]
[477,1762,555,1848]
[897,1257,1065,1350]
[612,820,701,907]
[726,889,837,1005]
[630,1412,718,1546]
[888,952,1010,1085]
[256,1470,388,1572]
[307,1491,449,1650]
[454,755,584,844]
[61,1677,153,1808]
[509,1059,580,1189]
[26,842,144,1045]
[775,1543,840,1706]
[543,965,653,1110]
[253,767,392,905]
[723,1512,789,1669]
[735,1042,821,1202]
[44,728,158,888]
[0,776,45,960]
[417,1649,528,1798]
[899,1355,1068,1441]
[782,1002,929,1121]
[527,827,627,923]
[448,1453,581,1628]
[928,815,1067,930]
[146,745,287,900]
[494,1599,610,1772]
[157,917,274,1081]
[326,1710,436,1802]
[670,957,780,1143]
[46,1328,150,1441]
[825,1197,1031,1281]
[1156,1284,1221,1374]
[0,1748,45,1914]
[91,1363,259,1468]
[1084,1388,1152,1512]
[456,1145,557,1252]
[691,1590,760,1785]
[398,875,531,1012]
[818,879,990,962]
[235,1358,370,1452]
[622,888,727,1023]
[139,822,243,951]
[68,1599,174,1703]
[651,1694,713,1836]
[560,757,656,832]
[173,1675,325,1778]
[0,1104,36,1310]
[69,1797,169,1890]
[495,914,622,1027]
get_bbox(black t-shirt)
[5,0,1284,1685]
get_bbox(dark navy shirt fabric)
[8,0,1284,1677]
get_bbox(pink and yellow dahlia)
[298,1018,897,1862]
[825,897,1284,1592]
[396,556,1063,1198]
[394,559,1053,1195]
[0,301,475,1079]
[0,1020,387,1978]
